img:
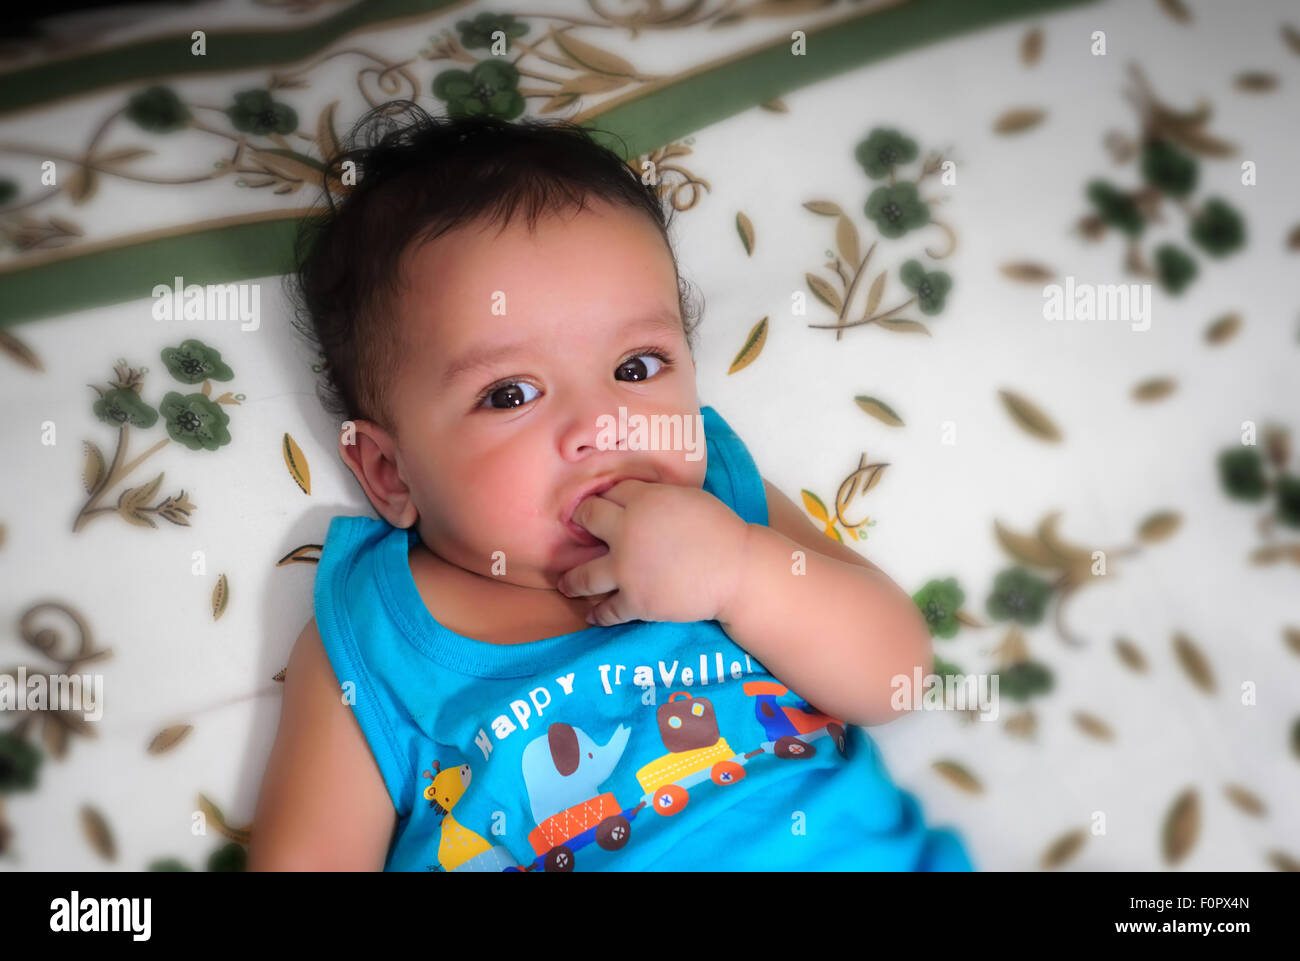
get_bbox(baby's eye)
[477,381,540,410]
[616,351,669,383]
[475,350,672,411]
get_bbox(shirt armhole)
[702,405,769,526]
[314,520,416,817]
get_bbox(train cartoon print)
[423,681,849,872]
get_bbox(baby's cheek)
[668,454,708,490]
[473,470,548,527]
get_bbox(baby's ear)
[337,420,418,528]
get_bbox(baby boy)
[250,104,973,873]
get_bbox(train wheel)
[651,783,689,816]
[596,815,632,850]
[827,723,848,756]
[544,846,575,872]
[775,736,816,759]
[711,760,746,786]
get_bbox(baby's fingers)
[570,494,621,540]
[587,592,634,626]
[557,556,618,598]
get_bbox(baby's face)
[361,197,704,590]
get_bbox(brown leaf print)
[728,317,767,375]
[1137,511,1181,543]
[275,544,322,566]
[1020,27,1043,67]
[1161,787,1198,865]
[198,794,252,845]
[81,805,116,861]
[854,395,904,427]
[1132,377,1176,402]
[148,724,193,755]
[993,107,1046,134]
[1173,632,1216,694]
[1284,626,1300,657]
[212,573,229,621]
[1284,24,1300,56]
[998,389,1063,442]
[736,211,755,256]
[835,215,859,267]
[1234,72,1277,93]
[1205,312,1241,343]
[931,759,983,794]
[283,433,311,496]
[1041,827,1087,868]
[1157,0,1191,24]
[1114,636,1149,672]
[0,328,44,372]
[1000,262,1056,283]
[1268,850,1300,871]
[1222,783,1267,818]
[802,200,843,218]
[1073,711,1115,741]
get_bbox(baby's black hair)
[287,100,701,438]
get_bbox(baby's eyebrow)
[441,311,680,386]
[442,336,546,387]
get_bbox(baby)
[249,103,973,872]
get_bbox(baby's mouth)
[561,477,632,546]
[564,515,605,547]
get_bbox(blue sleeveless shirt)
[314,405,974,872]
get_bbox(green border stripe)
[1,218,303,327]
[0,0,1095,329]
[0,0,460,117]
[585,0,1094,158]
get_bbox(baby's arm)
[715,479,934,728]
[248,618,397,871]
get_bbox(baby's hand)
[556,479,750,627]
